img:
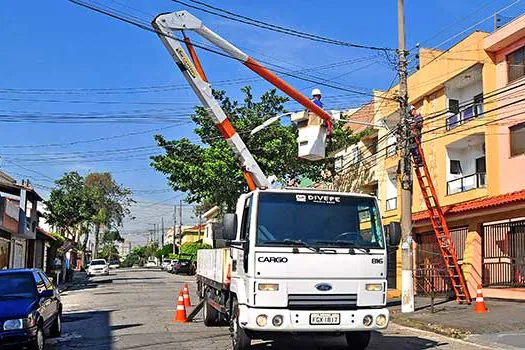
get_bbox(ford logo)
[315,283,332,292]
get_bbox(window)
[33,272,47,294]
[350,146,361,165]
[449,99,460,114]
[510,122,525,156]
[240,196,252,240]
[508,46,525,83]
[39,272,54,290]
[450,160,462,175]
[0,273,36,297]
[256,193,384,249]
[334,156,343,172]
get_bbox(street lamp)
[250,112,292,136]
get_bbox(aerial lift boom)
[152,11,333,190]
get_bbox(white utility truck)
[196,189,400,350]
[150,10,401,349]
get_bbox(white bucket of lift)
[291,111,327,161]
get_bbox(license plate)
[309,313,340,325]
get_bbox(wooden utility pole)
[161,216,165,248]
[173,203,177,254]
[179,200,183,247]
[398,0,414,313]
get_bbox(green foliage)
[97,244,119,261]
[151,87,357,210]
[180,242,212,258]
[155,244,174,259]
[44,172,95,237]
[44,171,133,257]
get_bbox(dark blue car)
[0,269,62,350]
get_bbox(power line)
[419,0,522,68]
[0,125,178,149]
[68,0,394,101]
[171,0,395,51]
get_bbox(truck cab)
[197,188,400,350]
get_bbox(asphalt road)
[45,268,494,349]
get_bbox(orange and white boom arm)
[152,10,333,190]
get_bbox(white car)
[161,259,172,270]
[88,259,110,276]
[145,261,157,268]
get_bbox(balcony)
[447,172,486,195]
[444,64,484,131]
[386,197,398,211]
[446,101,484,130]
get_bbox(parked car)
[166,260,178,273]
[0,269,62,350]
[144,260,157,268]
[108,260,120,269]
[160,259,172,271]
[87,259,109,276]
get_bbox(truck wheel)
[203,299,220,326]
[230,299,251,350]
[345,331,371,349]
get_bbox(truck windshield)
[256,192,384,249]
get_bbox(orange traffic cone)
[474,284,488,313]
[182,283,192,308]
[173,290,188,323]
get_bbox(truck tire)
[203,299,220,327]
[230,298,251,350]
[345,331,371,349]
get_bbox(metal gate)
[482,220,525,287]
[415,227,468,295]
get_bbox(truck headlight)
[362,315,373,327]
[365,283,383,291]
[256,314,268,327]
[272,315,284,327]
[258,283,279,291]
[3,319,23,330]
[376,314,388,328]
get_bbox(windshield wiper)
[313,240,371,254]
[263,239,326,254]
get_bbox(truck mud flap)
[187,299,205,322]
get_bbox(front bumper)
[238,306,389,332]
[0,326,37,347]
[88,269,109,275]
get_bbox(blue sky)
[0,0,523,245]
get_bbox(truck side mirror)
[387,222,402,247]
[222,213,237,241]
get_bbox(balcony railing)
[446,102,483,130]
[386,197,398,211]
[447,172,486,195]
[386,144,397,158]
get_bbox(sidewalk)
[389,296,525,339]
[58,271,88,293]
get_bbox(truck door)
[232,195,252,303]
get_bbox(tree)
[84,173,133,258]
[151,87,357,210]
[44,172,95,239]
[44,172,133,259]
[97,244,119,262]
[155,244,174,259]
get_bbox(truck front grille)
[288,294,358,310]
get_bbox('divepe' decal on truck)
[258,256,289,263]
[296,194,341,204]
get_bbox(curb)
[391,323,497,350]
[391,315,471,339]
[59,273,88,293]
